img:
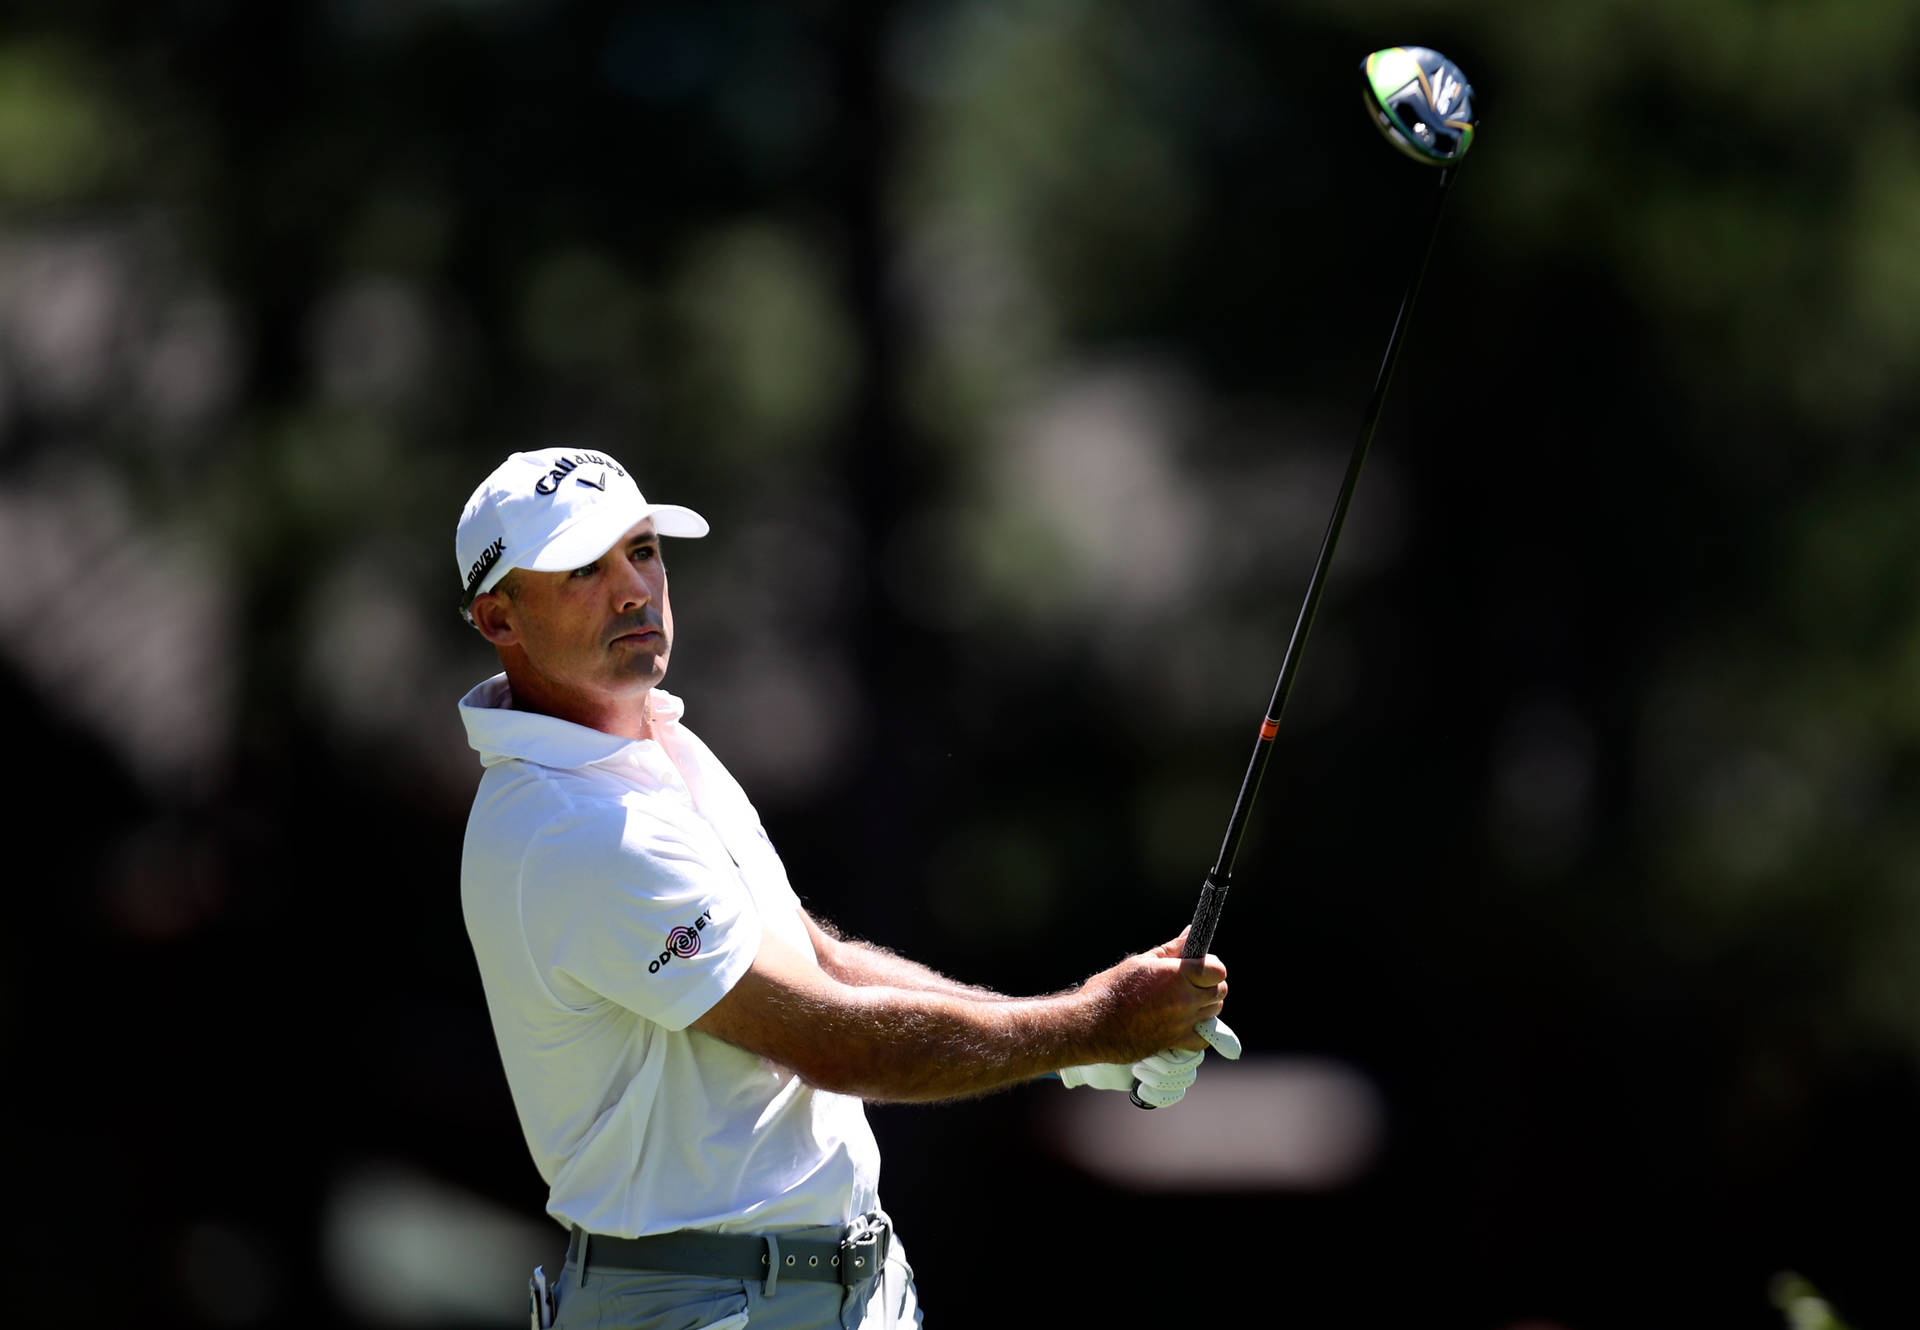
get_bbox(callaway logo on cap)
[455,448,710,621]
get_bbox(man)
[454,447,1239,1329]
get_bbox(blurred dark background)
[4,2,1917,1327]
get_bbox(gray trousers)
[549,1225,922,1330]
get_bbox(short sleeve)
[520,802,762,1031]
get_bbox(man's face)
[484,519,675,703]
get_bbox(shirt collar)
[458,672,685,771]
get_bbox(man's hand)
[1058,1019,1242,1107]
[1075,931,1229,1064]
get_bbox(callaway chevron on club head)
[1361,46,1477,165]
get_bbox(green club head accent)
[1361,46,1477,165]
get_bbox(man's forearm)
[801,984,1102,1102]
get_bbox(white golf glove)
[1057,1018,1241,1108]
[1193,1015,1242,1059]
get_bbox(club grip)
[1131,870,1232,1109]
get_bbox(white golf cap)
[456,448,709,619]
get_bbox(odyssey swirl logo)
[648,908,714,974]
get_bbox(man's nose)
[609,556,650,609]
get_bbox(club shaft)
[1178,165,1457,963]
[1134,170,1458,1111]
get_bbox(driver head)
[1361,47,1477,166]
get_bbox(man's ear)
[470,591,518,646]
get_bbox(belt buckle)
[836,1216,888,1287]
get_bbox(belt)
[568,1213,891,1291]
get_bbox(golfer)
[454,447,1239,1328]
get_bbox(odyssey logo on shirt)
[648,909,713,974]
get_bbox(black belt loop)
[578,1230,589,1288]
[762,1234,780,1297]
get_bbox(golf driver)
[1132,46,1478,1108]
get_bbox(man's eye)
[569,562,598,578]
[632,545,656,562]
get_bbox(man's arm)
[801,911,1013,1000]
[690,926,1227,1104]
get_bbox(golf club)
[1132,46,1478,1108]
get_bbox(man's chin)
[609,652,668,688]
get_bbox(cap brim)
[521,501,710,572]
[644,503,710,539]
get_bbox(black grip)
[1181,871,1231,960]
[1130,871,1232,1109]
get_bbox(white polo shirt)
[458,674,882,1237]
